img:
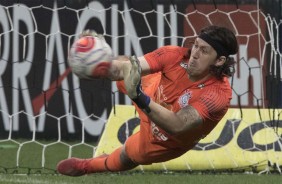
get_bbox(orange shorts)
[116,73,187,165]
[124,123,187,165]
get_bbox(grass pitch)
[0,139,281,184]
[0,172,281,184]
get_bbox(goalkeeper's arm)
[106,56,151,81]
[76,30,151,81]
[123,56,203,136]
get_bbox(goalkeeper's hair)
[200,26,238,79]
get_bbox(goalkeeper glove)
[79,29,104,39]
[125,56,151,113]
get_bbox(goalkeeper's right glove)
[125,56,151,113]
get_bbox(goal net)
[0,0,281,174]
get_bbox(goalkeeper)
[57,25,238,176]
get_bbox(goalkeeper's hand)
[125,56,151,113]
[79,29,104,39]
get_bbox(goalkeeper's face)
[187,38,222,81]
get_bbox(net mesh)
[0,0,281,174]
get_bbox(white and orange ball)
[68,35,113,79]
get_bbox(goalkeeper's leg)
[56,146,138,176]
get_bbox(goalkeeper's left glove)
[125,56,151,113]
[79,29,104,40]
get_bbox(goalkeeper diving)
[57,25,238,176]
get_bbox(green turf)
[0,172,281,184]
[0,140,281,183]
[0,139,95,174]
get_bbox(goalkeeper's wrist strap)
[132,93,151,113]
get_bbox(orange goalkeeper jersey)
[117,45,232,150]
[144,45,232,147]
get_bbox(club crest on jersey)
[178,90,192,108]
[180,61,188,69]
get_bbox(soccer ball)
[68,34,113,79]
